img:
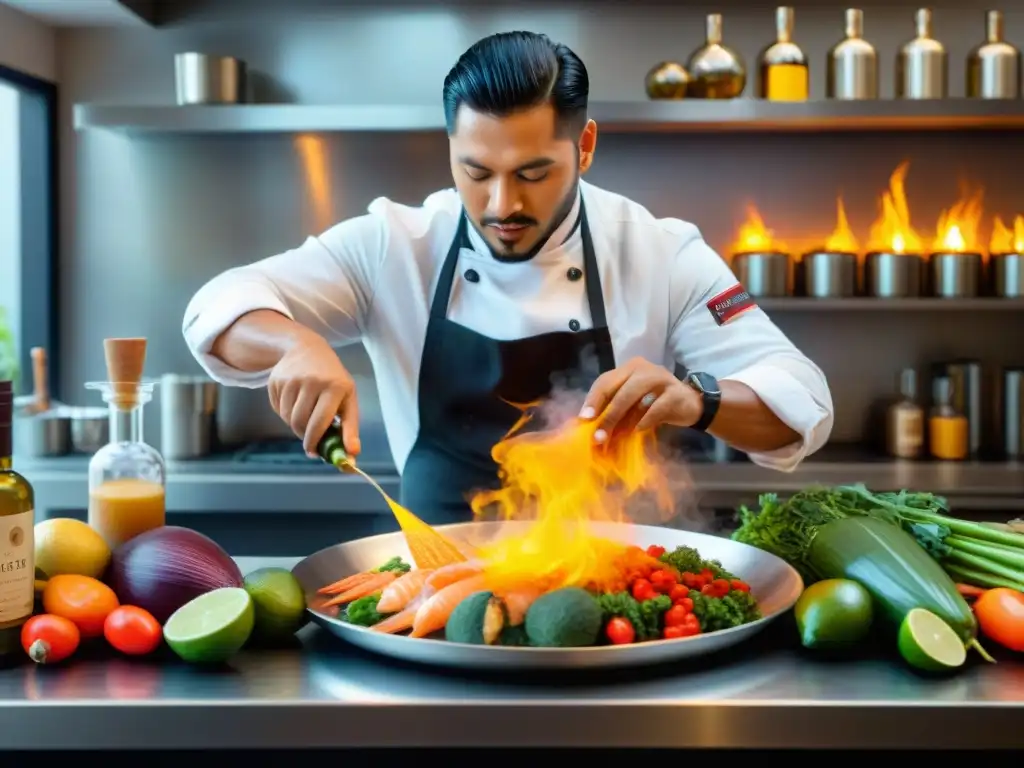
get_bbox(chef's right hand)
[266,331,361,459]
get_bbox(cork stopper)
[30,347,49,413]
[103,337,147,409]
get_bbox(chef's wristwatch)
[683,371,721,432]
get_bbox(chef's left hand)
[579,357,700,443]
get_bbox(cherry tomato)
[104,606,163,656]
[631,578,655,601]
[681,572,700,588]
[646,545,666,559]
[701,569,714,580]
[680,613,702,636]
[21,614,80,665]
[712,578,731,594]
[649,570,677,593]
[605,617,636,645]
[663,604,690,627]
[663,625,685,640]
[669,584,690,603]
[730,580,751,593]
[973,588,1024,652]
[675,596,695,612]
[42,574,120,639]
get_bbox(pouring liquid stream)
[316,425,468,569]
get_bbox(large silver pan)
[291,521,803,670]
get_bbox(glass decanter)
[85,378,166,550]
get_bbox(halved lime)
[897,607,967,672]
[163,587,255,664]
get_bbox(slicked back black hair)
[442,31,589,138]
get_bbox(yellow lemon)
[34,518,112,580]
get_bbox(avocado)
[445,591,508,645]
[524,587,603,648]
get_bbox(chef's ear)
[578,119,598,173]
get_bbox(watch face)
[689,372,721,396]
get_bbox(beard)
[470,175,581,263]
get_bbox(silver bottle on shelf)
[896,8,947,99]
[966,10,1021,99]
[827,8,879,100]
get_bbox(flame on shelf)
[823,197,859,254]
[867,161,923,255]
[731,204,787,254]
[932,184,985,255]
[990,215,1024,255]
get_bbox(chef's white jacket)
[183,180,834,474]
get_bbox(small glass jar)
[85,380,166,549]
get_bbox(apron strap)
[429,212,470,320]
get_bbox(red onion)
[109,526,243,623]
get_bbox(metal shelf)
[73,99,1024,135]
[758,297,1024,310]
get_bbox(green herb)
[596,592,671,641]
[374,556,412,575]
[658,545,735,580]
[689,589,761,632]
[343,593,388,626]
[731,484,1024,591]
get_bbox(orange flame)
[867,161,923,254]
[991,215,1024,254]
[468,414,676,593]
[824,197,859,254]
[933,185,985,254]
[731,204,787,254]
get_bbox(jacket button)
[464,269,480,283]
[567,267,583,281]
[569,319,581,332]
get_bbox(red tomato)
[669,584,690,603]
[21,614,81,665]
[663,625,685,640]
[679,613,701,636]
[649,570,677,593]
[664,604,690,627]
[711,578,731,594]
[646,545,666,559]
[104,606,162,656]
[675,596,695,613]
[605,617,635,645]
[631,579,655,601]
[974,588,1024,652]
[730,580,751,593]
[681,572,700,589]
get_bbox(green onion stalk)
[731,483,1024,591]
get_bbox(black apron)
[396,200,616,528]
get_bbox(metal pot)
[69,406,109,454]
[929,252,983,298]
[160,374,220,460]
[990,252,1024,298]
[798,251,858,298]
[13,405,71,457]
[863,251,923,297]
[174,53,247,105]
[730,251,792,297]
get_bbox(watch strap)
[687,372,721,432]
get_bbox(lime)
[163,587,255,664]
[243,567,308,641]
[897,607,967,672]
[793,578,874,650]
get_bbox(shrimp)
[318,570,376,595]
[424,560,483,591]
[376,568,435,613]
[319,571,397,608]
[496,585,545,626]
[410,573,487,638]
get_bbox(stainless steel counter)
[1,557,1023,750]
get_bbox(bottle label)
[766,65,809,101]
[0,509,34,623]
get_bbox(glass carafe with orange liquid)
[85,338,166,549]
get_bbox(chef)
[182,31,834,525]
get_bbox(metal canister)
[863,251,923,297]
[798,251,858,297]
[967,10,1021,99]
[827,8,879,100]
[1001,367,1024,459]
[896,8,947,99]
[730,251,792,297]
[160,374,220,460]
[929,252,982,298]
[174,53,247,105]
[991,252,1024,297]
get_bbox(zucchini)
[808,516,980,646]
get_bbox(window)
[0,65,57,398]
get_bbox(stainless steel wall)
[56,0,1024,455]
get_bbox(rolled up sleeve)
[667,231,834,471]
[182,212,388,388]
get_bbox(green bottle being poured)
[316,422,355,472]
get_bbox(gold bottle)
[966,10,1021,99]
[827,8,879,100]
[645,61,691,99]
[758,7,809,101]
[896,8,947,99]
[686,13,747,99]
